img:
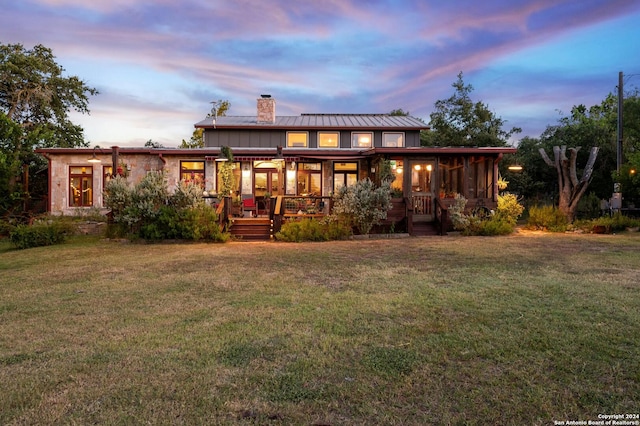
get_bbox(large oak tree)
[423,72,521,147]
[0,43,98,216]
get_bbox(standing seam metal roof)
[195,114,428,129]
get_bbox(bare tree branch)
[581,147,599,183]
[539,148,554,166]
[568,147,580,187]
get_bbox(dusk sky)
[2,0,639,147]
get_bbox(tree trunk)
[539,145,599,223]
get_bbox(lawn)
[1,231,638,425]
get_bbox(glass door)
[410,160,435,221]
[254,169,281,196]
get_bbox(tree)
[1,43,98,216]
[423,72,520,147]
[389,108,409,116]
[539,145,599,223]
[210,99,230,118]
[145,139,164,148]
[179,128,204,149]
[179,100,230,149]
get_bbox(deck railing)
[271,195,333,233]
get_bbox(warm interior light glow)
[397,167,403,174]
[426,164,432,172]
[414,165,421,171]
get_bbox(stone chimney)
[257,94,276,123]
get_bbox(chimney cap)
[260,94,272,98]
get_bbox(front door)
[410,160,435,221]
[254,169,281,196]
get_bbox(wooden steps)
[229,218,272,241]
[411,222,440,236]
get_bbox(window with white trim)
[383,132,404,147]
[318,132,339,148]
[351,132,372,148]
[287,132,308,148]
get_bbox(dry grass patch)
[0,232,639,424]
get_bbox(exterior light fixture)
[215,146,232,162]
[508,164,523,172]
[273,145,285,163]
[87,147,102,163]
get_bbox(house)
[36,95,516,236]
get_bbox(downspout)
[158,153,166,170]
[494,153,503,201]
[42,153,52,213]
[111,146,119,175]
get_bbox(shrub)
[139,204,229,242]
[449,193,523,236]
[0,219,16,237]
[104,172,229,242]
[449,194,469,231]
[275,217,351,242]
[586,213,640,233]
[103,175,132,224]
[332,178,392,235]
[526,205,568,232]
[478,218,514,236]
[171,180,204,210]
[9,221,71,249]
[495,193,524,226]
[576,192,601,220]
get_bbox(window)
[333,162,358,192]
[411,162,433,193]
[103,166,113,204]
[216,162,241,195]
[439,157,464,196]
[383,132,404,147]
[297,163,322,195]
[318,132,339,148]
[287,132,308,148]
[390,160,403,194]
[351,132,372,148]
[181,161,205,187]
[69,166,93,207]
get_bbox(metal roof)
[195,114,429,130]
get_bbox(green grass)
[0,231,639,425]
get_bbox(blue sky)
[2,0,639,147]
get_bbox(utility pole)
[612,71,624,212]
[617,71,623,173]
